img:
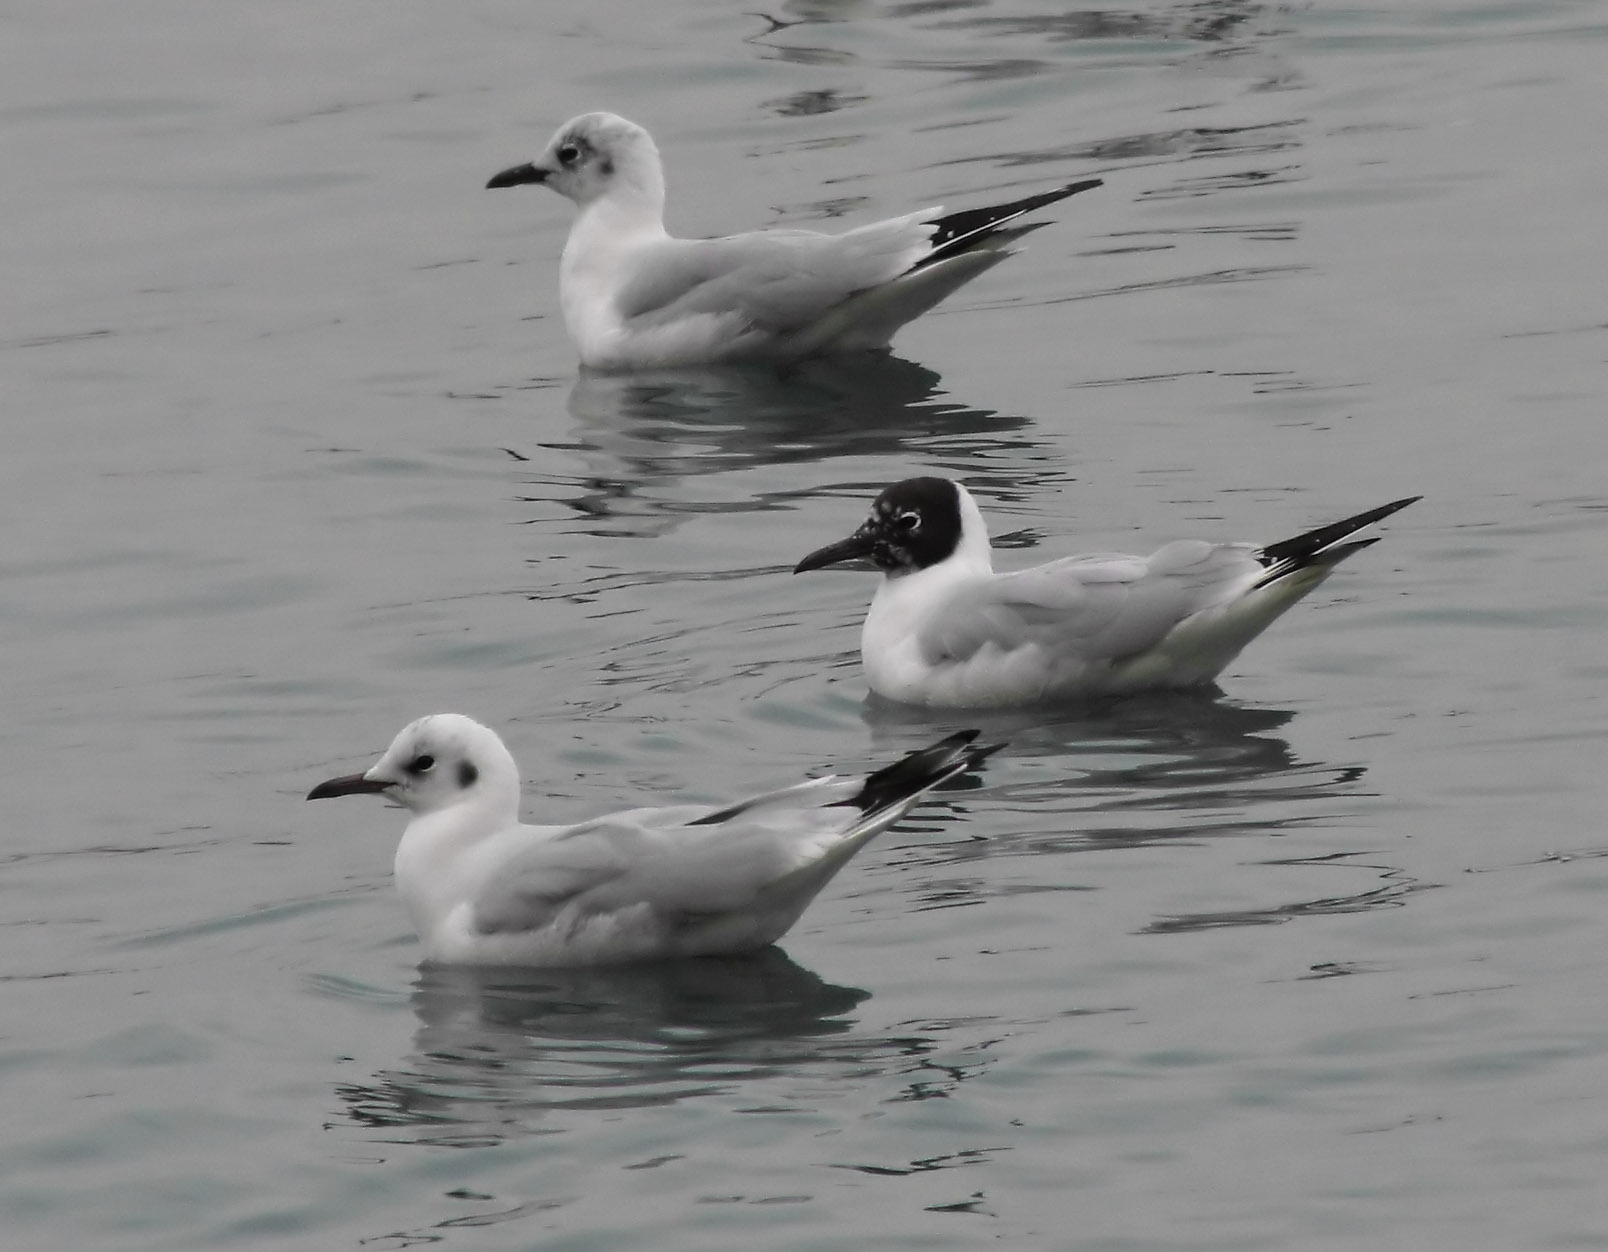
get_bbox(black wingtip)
[1256,495,1420,584]
[848,730,1004,816]
[923,177,1103,263]
[1059,176,1105,197]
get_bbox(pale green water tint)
[4,0,1608,1248]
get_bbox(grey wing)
[921,543,1262,668]
[613,212,936,332]
[469,818,659,936]
[470,789,855,936]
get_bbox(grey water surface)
[4,0,1608,1248]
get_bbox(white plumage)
[486,111,1100,370]
[307,714,998,966]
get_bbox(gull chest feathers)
[860,536,1023,708]
[797,476,1419,709]
[389,803,520,958]
[557,199,674,369]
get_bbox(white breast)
[859,564,1053,707]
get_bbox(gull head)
[794,477,992,579]
[306,713,520,818]
[486,112,664,211]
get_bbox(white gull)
[307,714,999,966]
[486,111,1100,370]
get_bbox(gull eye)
[896,511,921,532]
[557,143,580,166]
[407,754,436,775]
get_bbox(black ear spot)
[457,760,479,789]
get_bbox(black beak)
[486,162,547,189]
[306,772,392,801]
[794,525,878,574]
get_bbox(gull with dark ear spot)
[795,478,1420,709]
[486,111,1102,370]
[306,713,1002,966]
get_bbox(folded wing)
[470,778,863,938]
[918,543,1265,679]
[613,214,937,334]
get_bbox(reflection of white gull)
[308,714,999,966]
[487,112,1100,370]
[795,478,1419,709]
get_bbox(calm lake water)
[4,0,1608,1248]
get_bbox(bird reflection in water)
[335,949,899,1147]
[866,690,1424,936]
[865,689,1334,834]
[1142,851,1426,935]
[537,354,1037,540]
[864,690,1399,906]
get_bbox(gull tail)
[746,732,1003,930]
[919,178,1104,268]
[778,178,1102,359]
[845,730,1005,820]
[782,250,1010,356]
[1255,496,1420,589]
[1109,496,1419,692]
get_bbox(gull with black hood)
[795,477,1419,709]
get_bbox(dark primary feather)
[918,178,1103,270]
[684,785,810,828]
[1255,496,1420,587]
[689,731,1000,829]
[842,730,1003,816]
